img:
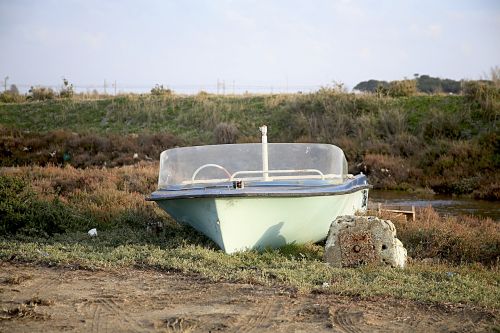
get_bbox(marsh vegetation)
[0,165,498,309]
[0,87,499,329]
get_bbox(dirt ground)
[0,262,497,333]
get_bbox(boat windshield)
[158,143,348,188]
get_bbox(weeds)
[24,297,54,307]
[214,122,239,144]
[2,274,32,285]
[0,304,49,320]
[0,127,182,168]
[1,92,497,198]
[378,207,500,266]
[0,167,498,308]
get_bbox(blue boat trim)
[147,175,371,201]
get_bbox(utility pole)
[113,80,117,95]
[3,76,8,91]
[232,80,235,95]
[103,80,107,94]
[216,79,220,94]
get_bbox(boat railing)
[191,163,232,183]
[184,167,343,185]
[230,169,325,180]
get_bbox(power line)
[6,81,327,94]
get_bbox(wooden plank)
[375,203,416,221]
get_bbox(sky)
[0,0,499,93]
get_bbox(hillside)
[0,90,498,199]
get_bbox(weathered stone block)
[324,216,407,268]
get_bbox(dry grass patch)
[375,207,500,266]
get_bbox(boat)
[147,126,370,254]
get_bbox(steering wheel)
[191,163,231,182]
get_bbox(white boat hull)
[155,189,368,254]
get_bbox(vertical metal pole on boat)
[260,125,270,181]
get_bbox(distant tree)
[416,75,461,94]
[353,80,389,92]
[416,75,439,93]
[356,76,463,95]
[440,79,461,94]
[9,84,19,95]
[59,78,74,98]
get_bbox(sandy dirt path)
[0,262,497,332]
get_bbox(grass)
[1,233,498,308]
[0,166,499,309]
[1,92,498,198]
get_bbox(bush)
[357,154,411,190]
[388,80,417,97]
[151,84,172,96]
[0,128,183,168]
[421,109,462,140]
[0,91,25,103]
[214,122,239,144]
[388,207,500,266]
[28,86,55,101]
[462,80,499,120]
[59,78,74,99]
[0,176,91,237]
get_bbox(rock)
[324,215,407,268]
[88,228,97,237]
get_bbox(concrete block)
[324,215,407,268]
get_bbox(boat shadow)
[254,222,286,251]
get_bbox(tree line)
[354,74,474,94]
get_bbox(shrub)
[462,80,499,120]
[151,84,172,96]
[375,108,407,139]
[357,154,411,190]
[59,78,74,99]
[387,207,500,266]
[421,108,463,140]
[28,86,55,101]
[388,80,417,97]
[0,128,183,168]
[0,175,91,237]
[0,91,25,103]
[214,122,239,144]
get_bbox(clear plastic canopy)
[158,143,348,188]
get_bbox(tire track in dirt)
[99,297,146,333]
[78,296,147,333]
[1,264,498,333]
[90,302,102,333]
[83,297,146,333]
[234,294,287,332]
[330,306,366,333]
